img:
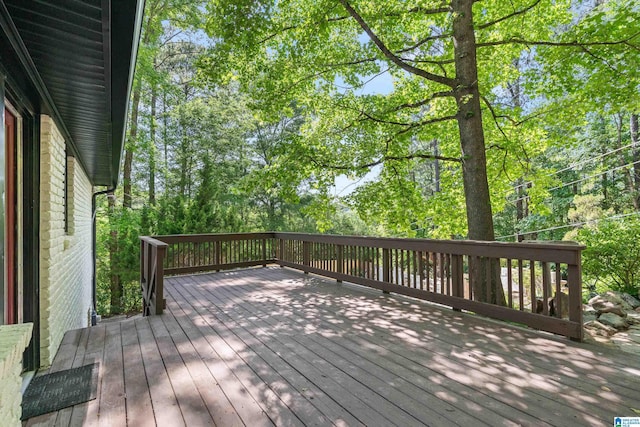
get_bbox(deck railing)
[140,232,585,340]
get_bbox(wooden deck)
[25,267,640,426]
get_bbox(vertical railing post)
[140,239,148,315]
[568,252,583,341]
[140,239,145,292]
[154,244,167,315]
[140,237,167,316]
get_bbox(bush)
[578,217,640,297]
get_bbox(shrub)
[577,217,640,297]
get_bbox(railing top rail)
[271,232,584,249]
[272,232,584,264]
[140,235,169,247]
[145,231,584,264]
[152,232,275,244]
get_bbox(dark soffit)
[2,0,144,187]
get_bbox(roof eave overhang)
[0,0,145,187]
[110,0,145,188]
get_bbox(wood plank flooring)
[25,267,640,426]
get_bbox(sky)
[332,70,394,196]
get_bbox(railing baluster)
[433,253,438,293]
[542,262,550,316]
[485,257,491,302]
[555,263,562,318]
[507,259,513,309]
[445,254,451,296]
[530,261,537,313]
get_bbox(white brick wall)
[39,116,93,367]
[0,323,33,426]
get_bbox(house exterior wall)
[39,116,93,366]
[0,323,33,426]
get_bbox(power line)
[547,159,640,192]
[496,211,640,240]
[509,141,637,193]
[507,159,640,204]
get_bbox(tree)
[199,0,639,304]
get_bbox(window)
[64,152,75,236]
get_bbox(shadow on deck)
[26,267,640,426]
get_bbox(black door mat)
[21,362,99,420]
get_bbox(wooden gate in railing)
[139,236,168,316]
[140,232,585,340]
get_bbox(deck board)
[29,267,640,426]
[210,271,622,425]
[159,304,244,427]
[121,320,155,427]
[183,275,453,427]
[135,317,185,426]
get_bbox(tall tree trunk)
[179,86,190,197]
[614,113,636,211]
[452,0,505,305]
[631,113,640,211]
[516,179,525,242]
[163,91,169,189]
[124,77,142,209]
[508,59,529,241]
[122,151,134,209]
[452,0,494,242]
[149,84,157,205]
[432,139,441,193]
[108,192,122,314]
[179,121,188,196]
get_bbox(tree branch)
[477,32,640,48]
[476,0,542,30]
[272,68,335,99]
[405,6,451,15]
[481,95,512,141]
[258,10,350,45]
[324,57,378,68]
[307,152,461,171]
[331,100,416,127]
[400,56,455,65]
[578,44,622,74]
[389,91,455,112]
[379,6,451,18]
[262,5,449,46]
[624,41,640,53]
[259,25,297,44]
[338,0,456,88]
[395,32,453,54]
